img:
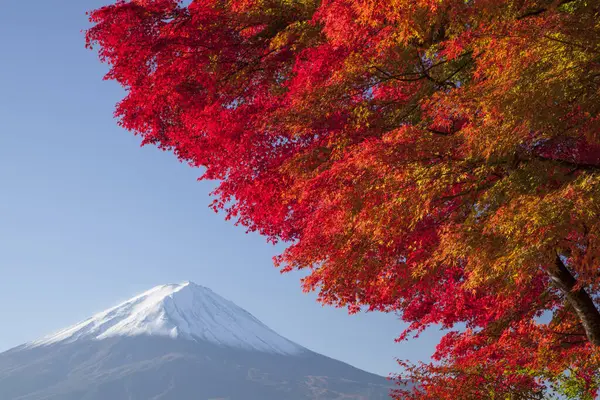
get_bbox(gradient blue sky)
[0,0,443,376]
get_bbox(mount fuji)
[0,282,395,399]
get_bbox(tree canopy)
[87,0,600,397]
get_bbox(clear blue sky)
[0,0,443,377]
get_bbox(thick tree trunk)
[548,255,600,346]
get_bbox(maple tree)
[86,0,600,398]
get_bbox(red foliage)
[87,0,600,397]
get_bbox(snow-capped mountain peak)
[29,282,304,355]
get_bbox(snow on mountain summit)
[29,282,305,355]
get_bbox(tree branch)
[517,0,579,20]
[547,254,600,346]
[532,154,600,172]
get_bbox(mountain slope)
[29,282,303,355]
[0,282,395,400]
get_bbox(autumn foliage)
[86,0,600,398]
